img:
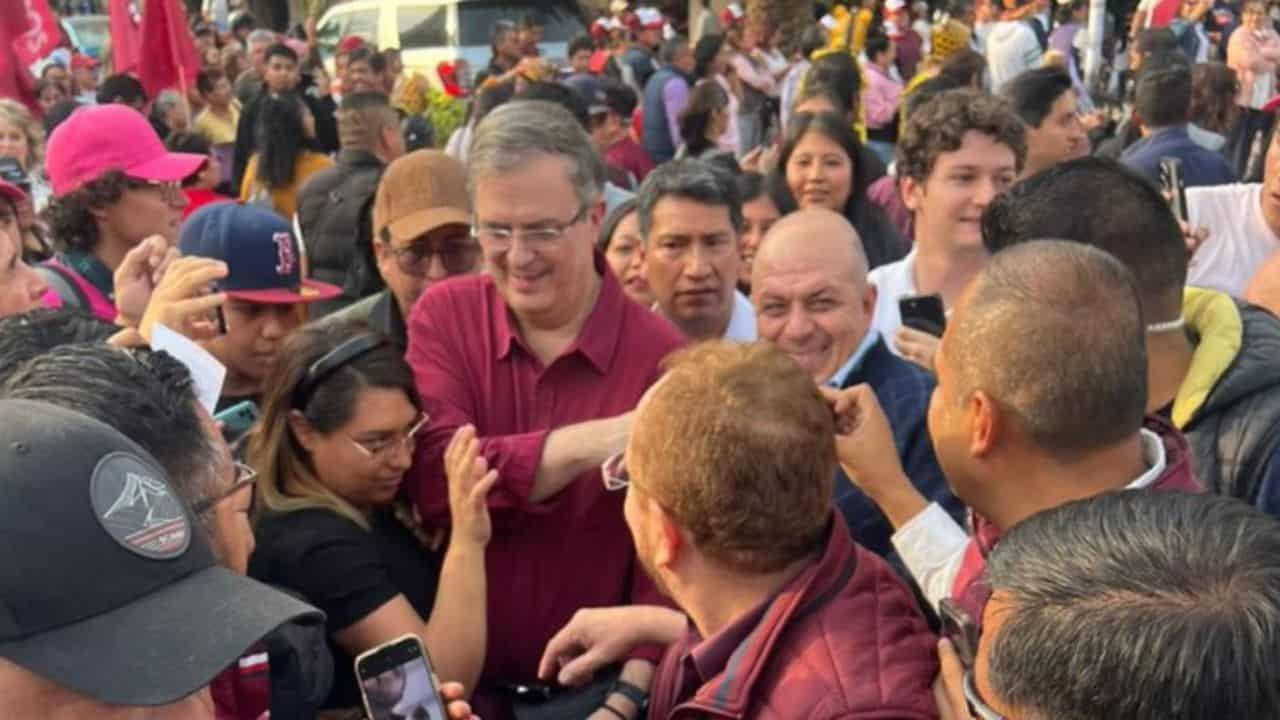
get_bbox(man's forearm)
[532,413,632,502]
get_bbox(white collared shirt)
[723,289,757,343]
[893,429,1169,610]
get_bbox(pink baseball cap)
[45,105,207,196]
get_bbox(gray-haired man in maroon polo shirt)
[405,99,685,720]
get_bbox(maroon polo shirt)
[405,252,685,712]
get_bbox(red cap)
[591,18,610,39]
[720,3,745,25]
[46,105,206,196]
[70,54,99,71]
[634,7,665,30]
[1263,94,1280,114]
[338,35,365,53]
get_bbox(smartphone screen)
[357,635,447,720]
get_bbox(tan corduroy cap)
[372,150,471,244]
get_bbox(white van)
[315,0,586,90]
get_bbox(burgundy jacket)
[950,417,1204,622]
[648,517,939,719]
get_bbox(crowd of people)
[4,0,1280,718]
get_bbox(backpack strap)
[36,262,89,310]
[1025,17,1049,52]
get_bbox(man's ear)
[901,174,923,213]
[652,503,684,573]
[967,389,999,459]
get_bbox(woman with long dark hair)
[238,94,332,219]
[773,111,903,268]
[247,320,492,712]
[676,81,733,162]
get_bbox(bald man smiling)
[751,208,962,559]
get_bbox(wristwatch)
[608,678,650,713]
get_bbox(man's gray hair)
[659,37,689,65]
[984,491,1280,720]
[247,29,275,47]
[467,100,605,211]
[636,158,744,240]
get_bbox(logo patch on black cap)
[90,452,191,560]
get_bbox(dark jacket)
[950,416,1203,625]
[648,518,938,720]
[295,149,386,318]
[836,336,960,558]
[323,288,406,348]
[1178,290,1280,516]
[622,46,659,91]
[642,66,689,164]
[1120,125,1236,188]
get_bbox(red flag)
[0,3,38,115]
[12,0,60,73]
[108,0,142,75]
[138,0,201,99]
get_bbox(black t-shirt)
[248,507,442,710]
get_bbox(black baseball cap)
[0,399,323,706]
[179,202,341,305]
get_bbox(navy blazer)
[834,336,965,557]
[1120,125,1235,189]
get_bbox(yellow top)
[193,102,242,145]
[239,151,334,220]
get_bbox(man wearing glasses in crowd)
[405,100,686,718]
[328,150,480,346]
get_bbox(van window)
[457,1,584,46]
[345,9,380,43]
[399,5,449,49]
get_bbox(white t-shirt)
[724,289,758,342]
[867,251,918,349]
[1186,183,1280,297]
[985,20,1043,91]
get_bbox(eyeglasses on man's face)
[385,234,480,277]
[192,462,258,515]
[471,204,589,251]
[601,451,629,492]
[125,177,184,205]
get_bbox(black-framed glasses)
[471,204,589,251]
[385,235,480,276]
[191,462,258,515]
[601,451,629,492]
[963,670,1005,720]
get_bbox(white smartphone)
[355,634,446,720]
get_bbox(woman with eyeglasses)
[37,104,204,323]
[246,320,494,713]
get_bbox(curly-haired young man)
[868,88,1025,371]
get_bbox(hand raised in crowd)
[1180,220,1209,258]
[538,606,685,686]
[894,326,940,373]
[113,235,179,329]
[137,256,229,344]
[820,384,929,529]
[444,424,498,548]
[933,639,975,720]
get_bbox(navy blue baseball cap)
[179,202,341,304]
